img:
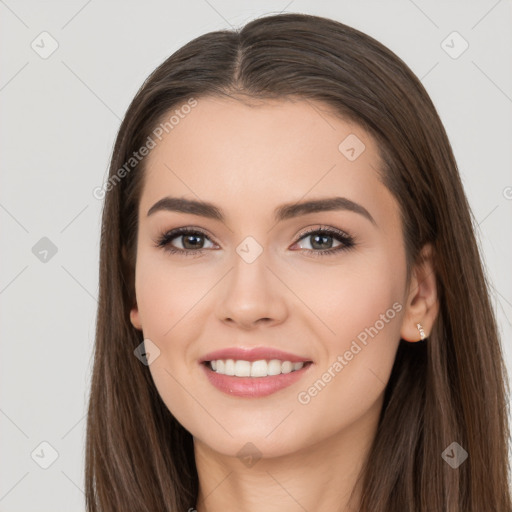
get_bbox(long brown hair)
[85,12,512,511]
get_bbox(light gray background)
[1,1,511,510]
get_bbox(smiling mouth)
[203,359,313,377]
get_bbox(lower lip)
[201,362,313,398]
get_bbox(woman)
[85,12,511,511]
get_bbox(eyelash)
[154,225,356,258]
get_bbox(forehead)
[140,96,388,223]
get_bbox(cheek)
[287,250,405,347]
[294,257,405,427]
[330,271,402,344]
[134,253,211,434]
[134,249,212,340]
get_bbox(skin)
[130,96,439,511]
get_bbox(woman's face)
[130,96,411,458]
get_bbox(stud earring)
[416,323,426,341]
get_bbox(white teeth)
[234,360,251,377]
[224,359,235,376]
[250,360,268,377]
[208,358,306,377]
[267,359,282,376]
[281,361,293,374]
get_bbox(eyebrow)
[147,196,376,225]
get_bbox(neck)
[193,395,382,512]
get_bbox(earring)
[416,323,426,341]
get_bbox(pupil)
[311,234,332,250]
[183,234,203,249]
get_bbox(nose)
[215,252,288,330]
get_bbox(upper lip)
[199,347,312,364]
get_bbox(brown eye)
[156,227,216,256]
[298,232,339,250]
[292,227,355,257]
[155,226,355,258]
[181,233,206,250]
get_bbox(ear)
[400,243,439,342]
[122,243,141,331]
[130,303,142,331]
